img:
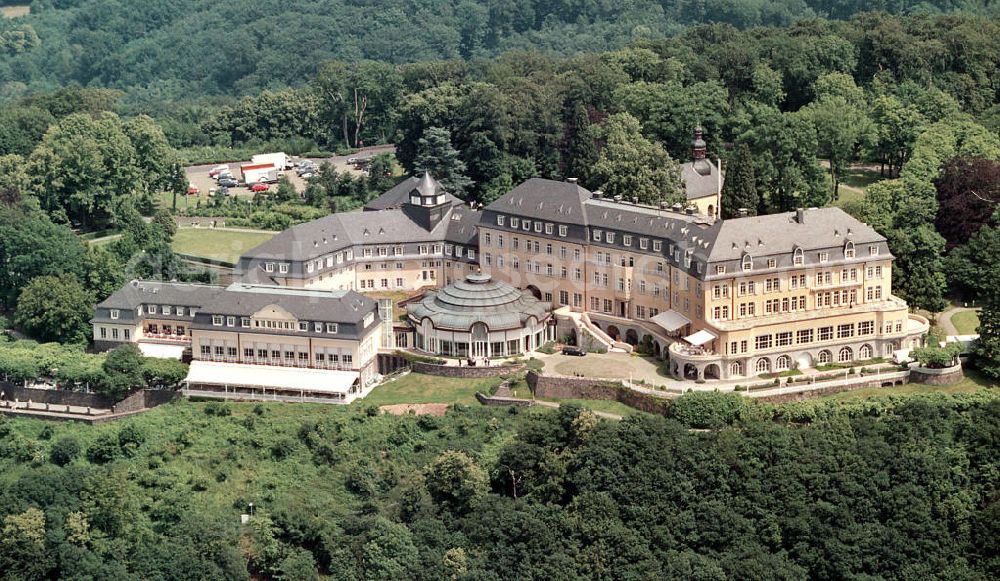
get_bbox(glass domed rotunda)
[407,273,555,358]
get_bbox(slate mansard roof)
[363,173,462,211]
[481,178,891,279]
[197,283,377,325]
[93,280,223,324]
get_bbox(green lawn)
[951,310,981,335]
[359,372,502,406]
[535,396,652,418]
[171,228,275,264]
[821,368,997,402]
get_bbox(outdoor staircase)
[555,308,631,353]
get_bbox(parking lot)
[182,145,395,204]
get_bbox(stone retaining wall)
[475,392,533,407]
[525,371,672,415]
[755,375,909,403]
[412,362,525,378]
[910,364,964,386]
[0,383,113,408]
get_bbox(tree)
[591,113,683,206]
[367,153,397,193]
[275,176,298,203]
[14,275,94,344]
[934,157,1000,249]
[50,436,82,466]
[0,507,52,580]
[424,450,488,513]
[564,104,599,188]
[0,197,87,307]
[803,94,870,197]
[720,143,760,218]
[974,303,1000,379]
[413,127,472,197]
[100,343,145,400]
[945,224,1000,302]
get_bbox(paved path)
[530,399,623,420]
[938,306,980,336]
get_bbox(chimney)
[672,203,683,213]
[692,126,706,161]
[796,208,805,224]
[685,206,695,215]
[613,195,623,202]
[738,208,749,218]
[566,177,578,184]
[593,190,603,199]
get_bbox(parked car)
[296,164,318,176]
[216,170,234,181]
[218,177,239,188]
[562,346,586,356]
[187,184,200,195]
[208,165,229,178]
[300,172,315,179]
[250,183,270,193]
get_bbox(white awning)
[650,310,691,332]
[184,361,358,394]
[683,329,717,346]
[138,342,187,359]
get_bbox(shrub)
[204,401,232,416]
[668,391,749,429]
[87,432,121,464]
[50,436,81,466]
[912,342,962,368]
[536,342,556,355]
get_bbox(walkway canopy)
[650,310,691,332]
[184,361,358,394]
[138,342,186,359]
[683,329,717,346]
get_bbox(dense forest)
[1,0,998,102]
[0,394,998,579]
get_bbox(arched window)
[859,344,872,360]
[775,355,791,371]
[793,247,804,266]
[844,240,855,259]
[838,347,853,362]
[756,358,771,373]
[742,254,753,272]
[818,350,832,364]
[729,361,743,377]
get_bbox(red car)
[187,184,200,195]
[250,183,270,193]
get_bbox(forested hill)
[1,0,998,100]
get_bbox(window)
[110,309,120,320]
[559,225,567,237]
[623,235,632,246]
[148,305,157,315]
[545,223,553,235]
[212,315,223,326]
[484,233,491,246]
[742,254,753,271]
[776,332,793,347]
[607,232,616,243]
[497,215,505,226]
[200,345,211,356]
[522,220,530,231]
[767,258,776,268]
[793,247,803,266]
[756,358,771,373]
[837,323,855,339]
[226,316,235,327]
[100,327,107,339]
[511,217,519,229]
[819,326,833,341]
[869,245,879,256]
[838,347,853,362]
[775,355,791,371]
[859,344,873,359]
[639,238,648,250]
[797,329,813,344]
[819,252,829,263]
[559,290,569,305]
[326,323,338,334]
[593,229,602,241]
[845,241,855,259]
[241,317,250,328]
[279,263,289,273]
[859,321,875,335]
[755,334,773,350]
[534,222,542,233]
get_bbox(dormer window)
[558,225,567,237]
[593,230,603,241]
[869,245,879,256]
[793,247,804,266]
[148,305,157,315]
[522,220,530,231]
[544,223,553,234]
[110,309,120,320]
[326,323,338,334]
[163,306,171,316]
[819,252,829,263]
[607,232,615,244]
[844,241,855,259]
[511,217,519,228]
[497,215,505,226]
[212,315,223,326]
[742,254,753,272]
[410,194,420,205]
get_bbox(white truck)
[251,152,292,171]
[241,163,279,184]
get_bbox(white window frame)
[110,309,120,320]
[212,315,223,326]
[326,323,338,334]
